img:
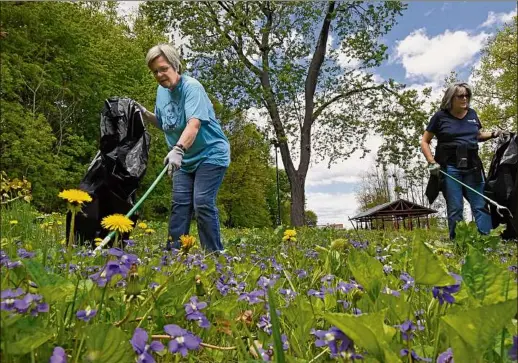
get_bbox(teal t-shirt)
[154,75,230,173]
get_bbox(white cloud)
[336,51,362,69]
[405,81,444,112]
[116,1,141,16]
[306,191,359,225]
[393,28,490,82]
[306,137,382,187]
[480,9,517,28]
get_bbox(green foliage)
[84,324,134,362]
[473,16,517,167]
[324,311,400,362]
[4,328,54,356]
[461,245,517,304]
[1,201,516,362]
[267,288,286,363]
[0,2,166,212]
[218,116,273,228]
[454,221,507,253]
[441,299,517,362]
[304,210,318,227]
[412,237,456,286]
[348,249,384,301]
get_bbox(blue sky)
[375,1,517,83]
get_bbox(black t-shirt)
[426,108,482,146]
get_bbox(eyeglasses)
[455,94,470,99]
[151,66,170,76]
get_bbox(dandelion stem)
[432,303,443,360]
[114,305,132,327]
[74,335,85,363]
[308,347,330,363]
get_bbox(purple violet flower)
[17,248,35,259]
[400,348,431,362]
[257,314,272,335]
[400,272,415,291]
[432,273,462,305]
[399,320,417,341]
[76,307,97,322]
[437,348,454,363]
[130,328,164,363]
[295,269,307,278]
[164,324,201,357]
[1,288,24,299]
[186,311,210,328]
[278,288,297,305]
[49,346,67,363]
[382,264,393,274]
[312,326,358,358]
[238,290,265,305]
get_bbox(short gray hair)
[440,82,472,110]
[145,43,182,74]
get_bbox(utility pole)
[271,139,282,226]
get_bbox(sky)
[117,1,516,226]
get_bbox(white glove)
[163,146,184,176]
[135,102,147,115]
[427,162,441,176]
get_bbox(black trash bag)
[66,97,151,245]
[484,133,518,239]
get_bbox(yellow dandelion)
[179,235,196,251]
[94,237,103,246]
[137,222,148,229]
[282,229,297,242]
[330,238,349,251]
[9,220,18,225]
[58,189,92,205]
[145,228,155,234]
[101,214,134,234]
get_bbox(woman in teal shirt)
[138,43,230,252]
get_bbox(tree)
[142,1,414,226]
[355,164,391,212]
[265,167,291,226]
[0,2,168,212]
[217,119,273,228]
[472,16,517,165]
[304,210,318,227]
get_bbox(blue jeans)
[442,165,492,240]
[167,163,227,252]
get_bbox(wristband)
[175,143,186,152]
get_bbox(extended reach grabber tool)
[439,169,513,219]
[93,165,169,253]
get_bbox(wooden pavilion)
[350,199,437,230]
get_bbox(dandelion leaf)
[324,310,399,362]
[84,324,133,363]
[441,299,518,362]
[412,238,456,286]
[348,249,385,301]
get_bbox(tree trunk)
[288,170,306,226]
